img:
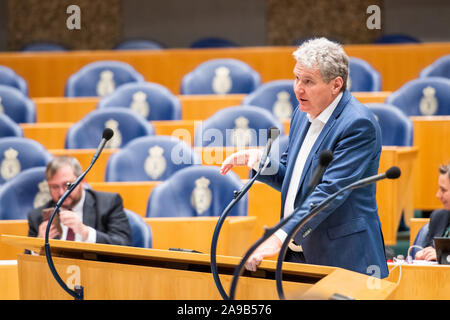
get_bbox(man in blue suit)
[221,38,388,278]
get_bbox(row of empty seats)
[0,101,413,185]
[17,34,424,52]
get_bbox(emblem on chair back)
[130,91,150,118]
[97,70,116,97]
[144,145,166,179]
[231,116,252,147]
[212,67,232,94]
[105,119,122,148]
[1,148,20,181]
[190,176,212,215]
[34,180,51,208]
[273,91,293,121]
[420,86,438,115]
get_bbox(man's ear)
[332,77,344,94]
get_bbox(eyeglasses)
[48,181,75,192]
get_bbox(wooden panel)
[0,220,29,260]
[0,262,19,300]
[409,218,430,247]
[387,263,450,300]
[145,216,256,257]
[411,116,450,210]
[1,43,448,97]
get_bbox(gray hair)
[293,37,349,91]
[46,156,83,180]
[439,163,450,179]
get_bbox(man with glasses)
[27,156,131,245]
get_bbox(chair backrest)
[125,209,153,248]
[366,103,413,146]
[97,82,181,120]
[65,60,145,97]
[190,37,238,48]
[348,57,381,92]
[385,77,450,116]
[180,58,260,95]
[242,80,297,121]
[65,107,155,149]
[410,223,430,258]
[0,166,50,220]
[105,135,201,182]
[194,105,284,147]
[0,66,28,96]
[0,137,53,184]
[374,34,420,44]
[0,113,23,138]
[0,85,36,123]
[114,39,164,50]
[420,55,450,79]
[146,165,247,218]
[21,42,67,52]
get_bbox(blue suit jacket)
[257,90,389,278]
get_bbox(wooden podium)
[1,235,396,300]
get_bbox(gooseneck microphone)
[210,126,280,300]
[227,150,334,300]
[274,166,401,300]
[44,128,114,300]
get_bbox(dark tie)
[66,228,75,241]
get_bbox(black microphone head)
[386,166,401,179]
[102,128,114,141]
[268,127,280,141]
[319,150,333,167]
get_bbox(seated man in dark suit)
[415,163,450,261]
[27,156,131,246]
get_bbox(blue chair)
[0,113,23,137]
[21,42,67,52]
[194,105,284,147]
[65,108,155,149]
[420,55,450,79]
[0,167,50,220]
[190,37,238,48]
[0,66,28,96]
[374,34,420,44]
[146,165,247,218]
[105,135,201,182]
[0,85,36,123]
[114,39,164,50]
[125,209,153,248]
[97,82,181,120]
[180,58,260,95]
[242,80,297,121]
[366,103,413,146]
[348,57,381,92]
[409,223,430,259]
[0,137,53,184]
[385,77,450,116]
[65,61,145,97]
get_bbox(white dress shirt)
[60,189,97,243]
[275,92,343,246]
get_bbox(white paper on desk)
[412,260,438,265]
[0,260,17,266]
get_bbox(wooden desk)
[0,43,448,97]
[2,235,395,300]
[32,92,390,123]
[0,261,19,300]
[411,116,450,210]
[0,216,256,259]
[388,262,450,299]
